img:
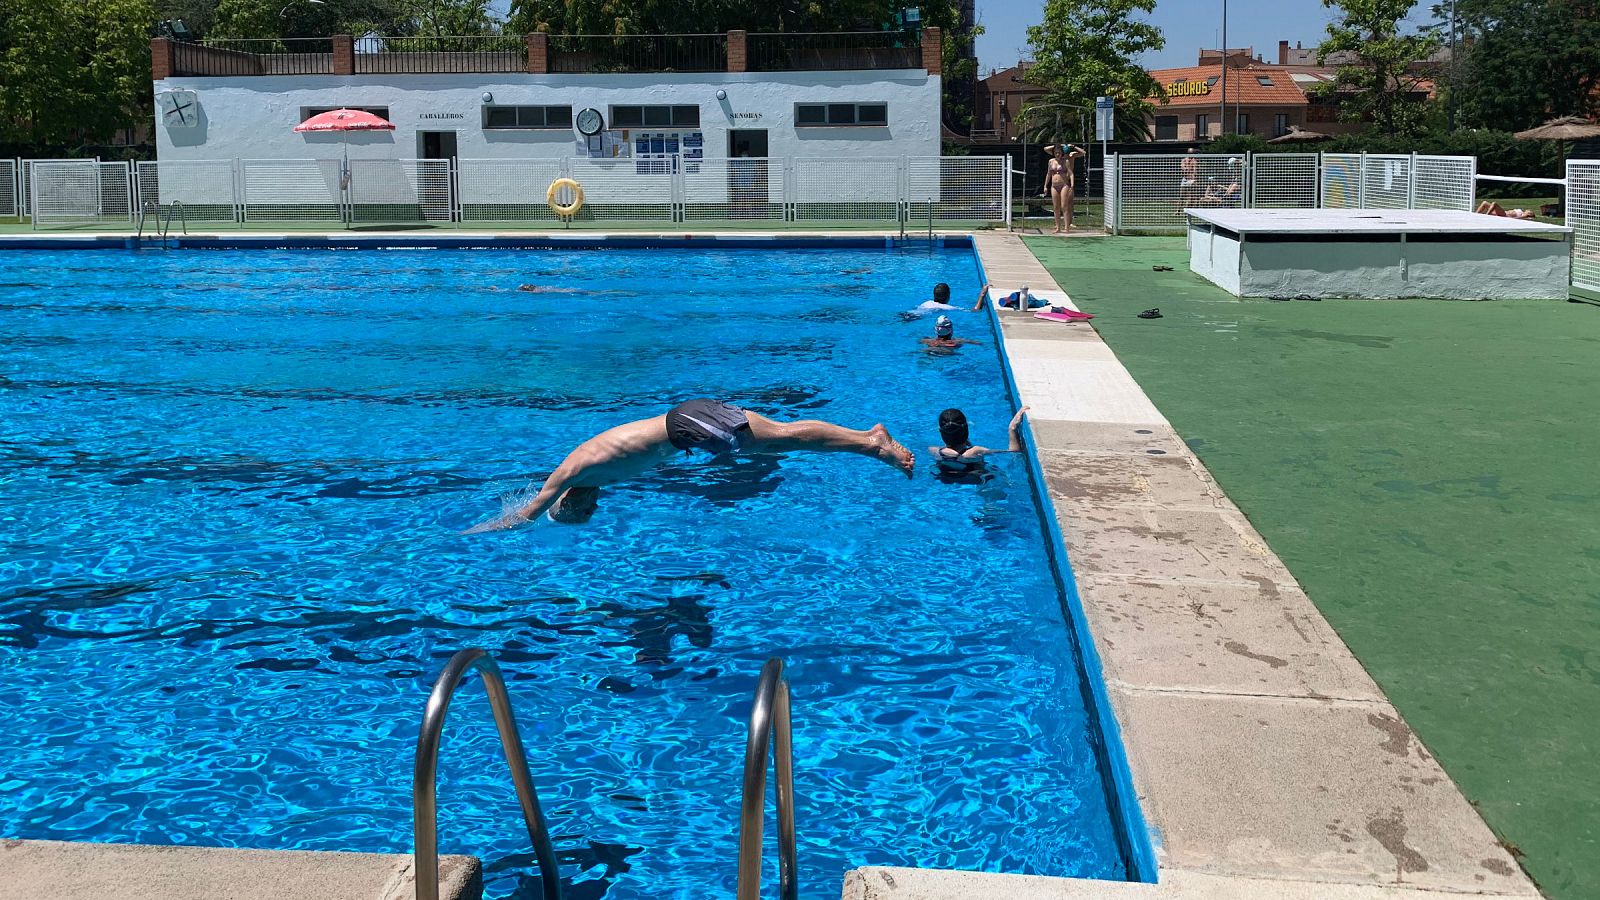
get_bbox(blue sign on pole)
[1095,96,1115,142]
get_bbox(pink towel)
[1035,309,1093,322]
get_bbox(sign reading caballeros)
[1163,79,1212,97]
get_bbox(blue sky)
[973,0,1436,73]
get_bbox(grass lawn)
[1026,236,1599,897]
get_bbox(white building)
[151,32,944,167]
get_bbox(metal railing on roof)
[175,38,333,76]
[355,34,526,74]
[746,30,921,72]
[549,33,728,74]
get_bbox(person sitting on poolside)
[920,315,981,354]
[1203,158,1243,206]
[930,406,1030,475]
[464,399,915,530]
[1476,200,1535,220]
[971,284,1049,311]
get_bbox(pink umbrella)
[293,107,396,133]
[293,108,396,191]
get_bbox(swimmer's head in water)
[550,486,600,524]
[938,408,970,448]
[935,315,953,338]
[932,282,951,304]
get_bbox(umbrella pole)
[342,143,351,230]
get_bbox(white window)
[484,105,573,130]
[794,102,889,127]
[301,106,389,122]
[610,105,699,128]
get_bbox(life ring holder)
[547,178,584,219]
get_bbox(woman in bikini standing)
[1046,144,1085,234]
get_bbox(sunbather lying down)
[1477,200,1535,220]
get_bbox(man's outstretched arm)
[463,466,574,533]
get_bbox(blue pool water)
[0,246,1124,897]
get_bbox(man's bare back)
[466,400,914,531]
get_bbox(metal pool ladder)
[412,651,798,900]
[737,658,798,900]
[413,648,563,900]
[134,200,186,246]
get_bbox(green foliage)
[507,0,900,36]
[1448,0,1600,131]
[211,0,497,40]
[1023,0,1164,144]
[155,0,219,38]
[0,0,157,150]
[1316,0,1441,137]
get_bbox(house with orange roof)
[1146,48,1308,142]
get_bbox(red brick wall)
[922,26,941,75]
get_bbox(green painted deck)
[1025,235,1599,899]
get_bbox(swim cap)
[935,315,953,337]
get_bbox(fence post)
[126,160,137,223]
[1315,152,1323,208]
[1113,154,1123,235]
[897,156,908,228]
[1407,151,1418,209]
[1245,151,1254,208]
[1004,154,1013,231]
[1357,151,1367,209]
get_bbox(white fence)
[1105,151,1477,233]
[14,155,1008,231]
[1571,160,1600,295]
[29,160,134,228]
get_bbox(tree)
[1446,0,1600,131]
[1315,0,1441,137]
[1023,0,1165,143]
[0,0,157,150]
[504,1,979,129]
[211,0,499,40]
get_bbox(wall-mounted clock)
[576,107,604,136]
[159,90,199,128]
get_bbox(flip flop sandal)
[1137,308,1163,319]
[1152,265,1174,272]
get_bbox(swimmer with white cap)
[920,315,981,353]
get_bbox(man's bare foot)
[867,424,916,477]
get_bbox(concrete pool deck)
[842,233,1540,898]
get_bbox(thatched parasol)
[1267,125,1332,144]
[1514,116,1600,141]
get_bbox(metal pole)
[1447,0,1457,132]
[1220,0,1228,134]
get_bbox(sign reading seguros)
[1163,79,1212,97]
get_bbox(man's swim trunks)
[666,399,751,455]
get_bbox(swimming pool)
[0,245,1126,897]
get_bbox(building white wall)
[153,70,941,164]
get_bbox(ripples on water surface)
[0,248,1124,897]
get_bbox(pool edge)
[967,237,1159,885]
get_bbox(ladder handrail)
[135,200,155,243]
[413,648,563,900]
[736,658,797,900]
[162,200,187,238]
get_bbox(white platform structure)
[1186,208,1573,300]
